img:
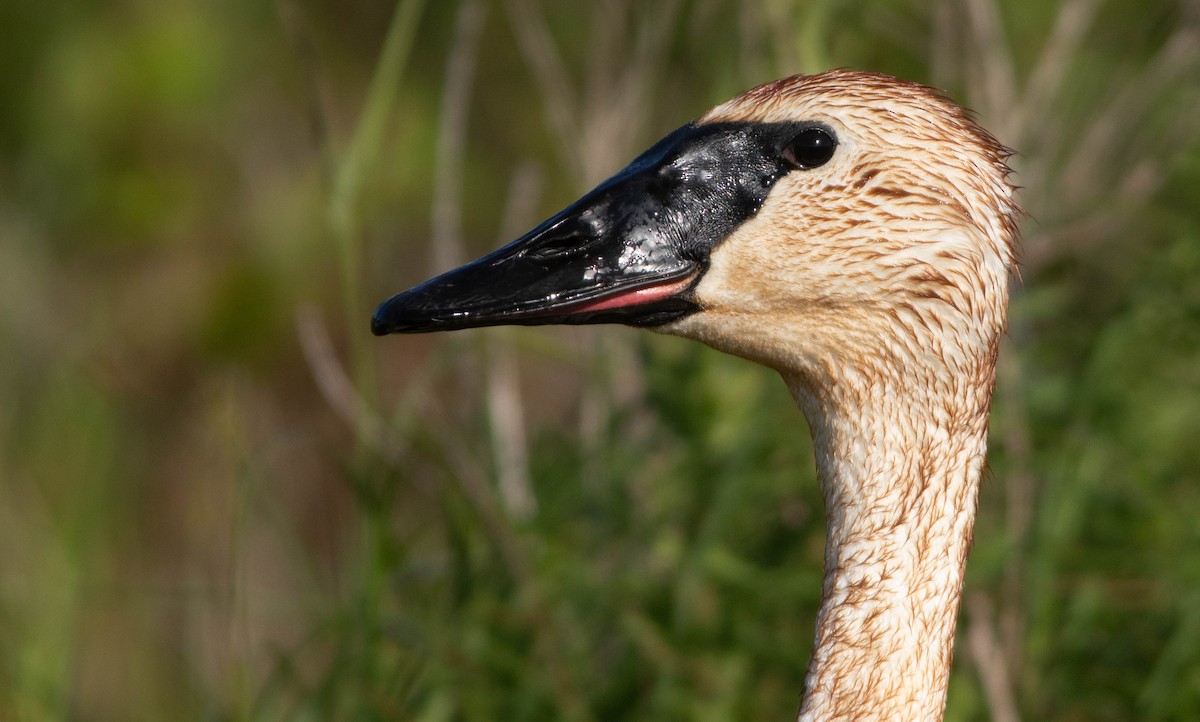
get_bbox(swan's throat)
[785,366,994,722]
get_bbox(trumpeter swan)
[373,69,1019,721]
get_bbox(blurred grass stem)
[328,0,426,446]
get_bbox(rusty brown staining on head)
[702,70,999,155]
[867,185,913,200]
[911,268,955,287]
[851,168,881,190]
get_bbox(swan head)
[373,70,1018,387]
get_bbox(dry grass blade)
[996,346,1037,679]
[967,592,1022,722]
[486,340,537,520]
[963,0,1018,135]
[1008,0,1100,148]
[296,307,408,466]
[485,163,544,522]
[502,0,584,178]
[1058,24,1200,209]
[431,0,487,273]
[578,0,684,182]
[419,399,596,722]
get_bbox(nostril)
[524,232,603,262]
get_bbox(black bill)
[371,120,811,335]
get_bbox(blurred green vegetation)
[1,0,1199,719]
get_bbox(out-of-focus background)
[2,0,1199,719]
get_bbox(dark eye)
[784,127,837,170]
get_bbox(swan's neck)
[785,361,995,722]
